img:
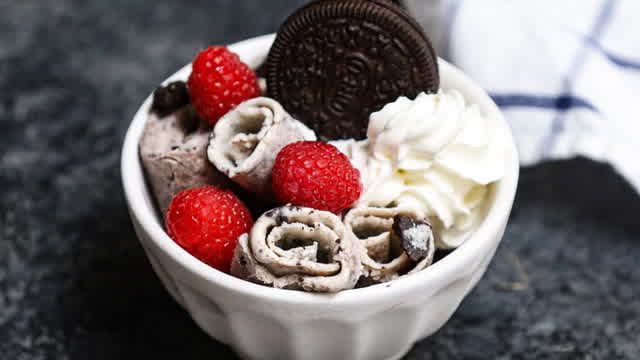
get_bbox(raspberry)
[165,185,253,273]
[271,141,362,213]
[188,46,261,126]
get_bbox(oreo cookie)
[265,0,439,140]
[374,0,406,10]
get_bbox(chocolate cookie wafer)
[265,0,439,140]
[369,0,407,11]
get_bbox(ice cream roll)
[139,105,232,215]
[344,206,435,283]
[231,206,361,292]
[207,97,316,199]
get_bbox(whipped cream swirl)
[350,90,506,248]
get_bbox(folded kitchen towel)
[406,0,640,193]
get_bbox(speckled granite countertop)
[1,1,639,359]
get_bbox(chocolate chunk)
[265,0,439,140]
[151,81,190,117]
[274,213,288,226]
[392,214,433,262]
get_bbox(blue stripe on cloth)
[604,52,640,70]
[584,37,640,70]
[541,0,617,157]
[491,93,599,112]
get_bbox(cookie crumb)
[392,215,433,262]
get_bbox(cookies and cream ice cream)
[139,106,232,215]
[231,206,361,292]
[208,97,316,199]
[344,206,435,283]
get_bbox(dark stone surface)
[1,1,638,359]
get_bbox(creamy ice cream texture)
[208,97,316,199]
[332,90,507,248]
[231,206,361,292]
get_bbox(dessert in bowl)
[122,34,518,360]
[121,2,518,359]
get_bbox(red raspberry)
[165,185,253,273]
[271,141,362,214]
[188,46,260,126]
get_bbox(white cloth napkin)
[406,0,640,193]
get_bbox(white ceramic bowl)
[121,34,519,360]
